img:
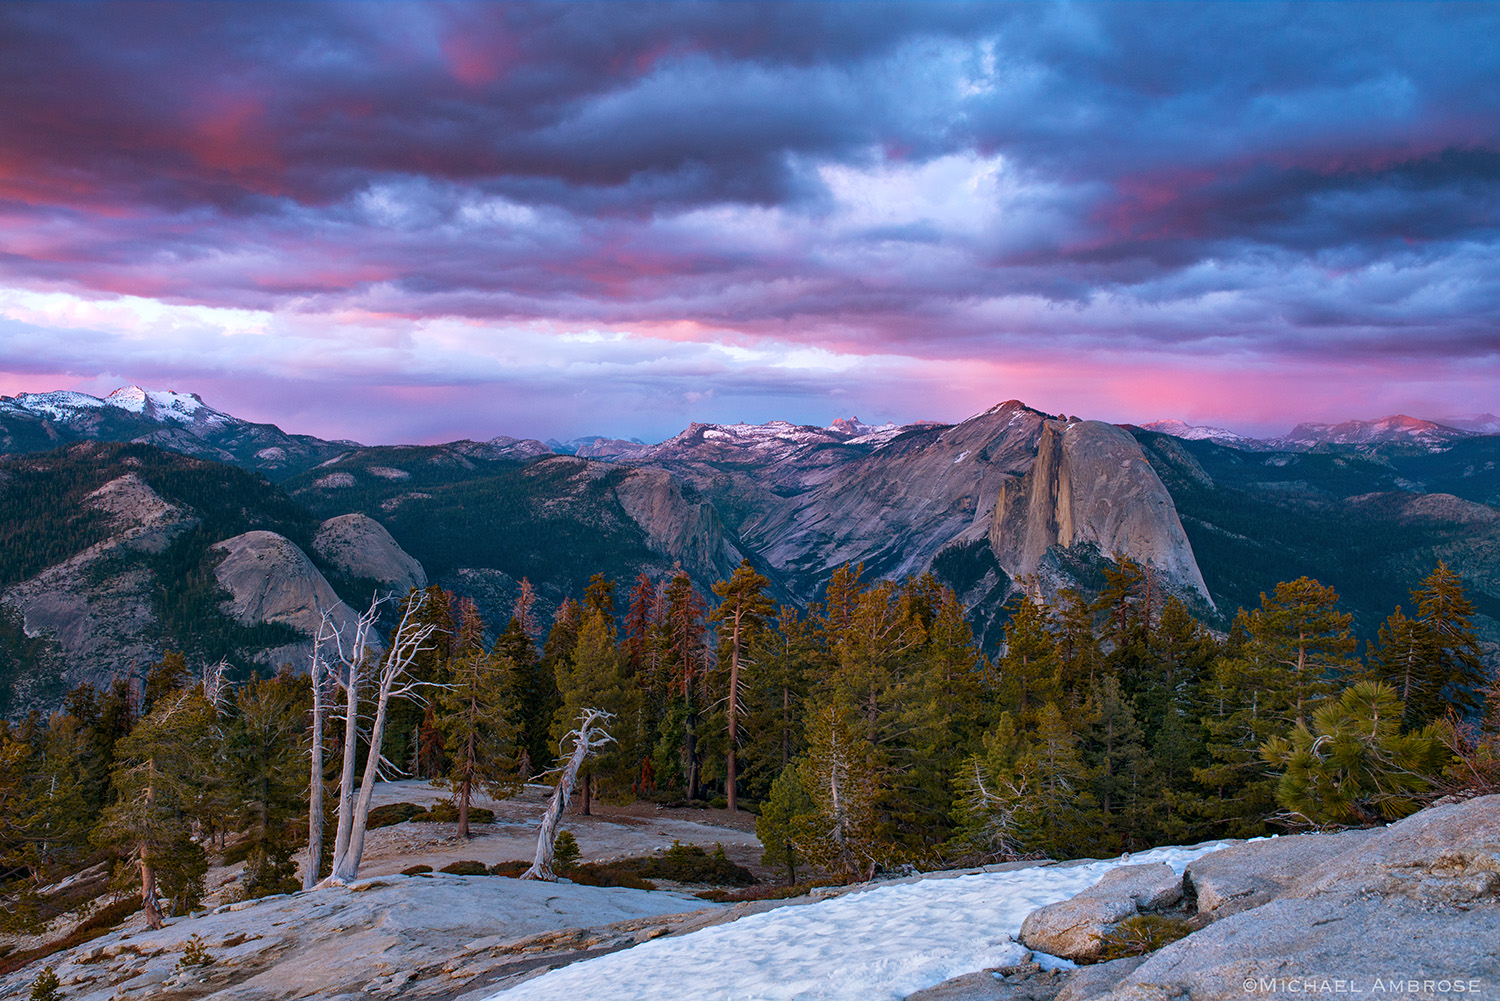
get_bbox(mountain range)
[0,386,1496,716]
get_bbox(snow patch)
[488,842,1231,1001]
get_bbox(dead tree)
[522,709,614,881]
[303,619,336,892]
[320,593,440,886]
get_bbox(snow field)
[487,842,1231,1001]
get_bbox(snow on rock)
[486,843,1231,1001]
[8,389,107,419]
[1139,418,1263,449]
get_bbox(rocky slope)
[0,444,424,715]
[312,514,429,595]
[917,795,1500,1001]
[0,387,356,479]
[0,472,198,708]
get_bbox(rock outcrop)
[1107,796,1500,1001]
[212,531,362,664]
[613,467,750,579]
[1017,862,1183,962]
[0,474,198,701]
[312,513,427,594]
[1183,828,1380,920]
[989,420,1212,605]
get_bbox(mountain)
[1138,419,1270,450]
[1,387,1498,716]
[1144,413,1497,456]
[1271,414,1476,453]
[0,386,356,478]
[1132,429,1500,645]
[1442,413,1500,434]
[0,442,383,713]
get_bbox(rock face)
[990,421,1211,605]
[1183,829,1381,920]
[0,474,198,701]
[211,531,359,663]
[613,467,751,576]
[312,513,427,593]
[1017,862,1183,962]
[1108,796,1500,1001]
[1052,956,1148,1001]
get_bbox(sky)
[0,2,1497,445]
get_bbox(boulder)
[1184,829,1381,920]
[312,513,427,593]
[905,959,1069,1001]
[1018,863,1182,962]
[1108,796,1500,1001]
[1053,956,1148,1001]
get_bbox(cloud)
[0,2,1496,439]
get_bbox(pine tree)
[551,607,638,812]
[1247,578,1357,727]
[795,701,881,879]
[1052,588,1103,698]
[741,604,813,804]
[1081,675,1153,848]
[1398,563,1485,725]
[710,560,774,812]
[660,568,708,800]
[997,593,1060,720]
[755,765,816,885]
[94,687,215,928]
[226,672,308,897]
[495,616,550,780]
[1262,681,1447,826]
[438,644,521,837]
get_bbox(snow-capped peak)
[1141,418,1261,448]
[2,386,226,427]
[104,386,210,423]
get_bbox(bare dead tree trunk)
[304,645,328,891]
[327,595,439,885]
[329,650,362,877]
[523,709,614,881]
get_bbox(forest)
[1,555,1496,941]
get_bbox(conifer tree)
[710,560,774,811]
[226,672,308,897]
[1368,564,1487,728]
[741,604,813,803]
[756,764,815,884]
[1052,588,1103,698]
[95,687,215,928]
[438,643,520,837]
[551,607,638,812]
[1262,681,1447,826]
[1081,675,1152,847]
[997,593,1060,720]
[1247,577,1358,727]
[660,568,708,799]
[795,701,881,879]
[495,616,549,780]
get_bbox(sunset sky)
[1,2,1496,444]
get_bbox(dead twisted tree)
[522,709,615,881]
